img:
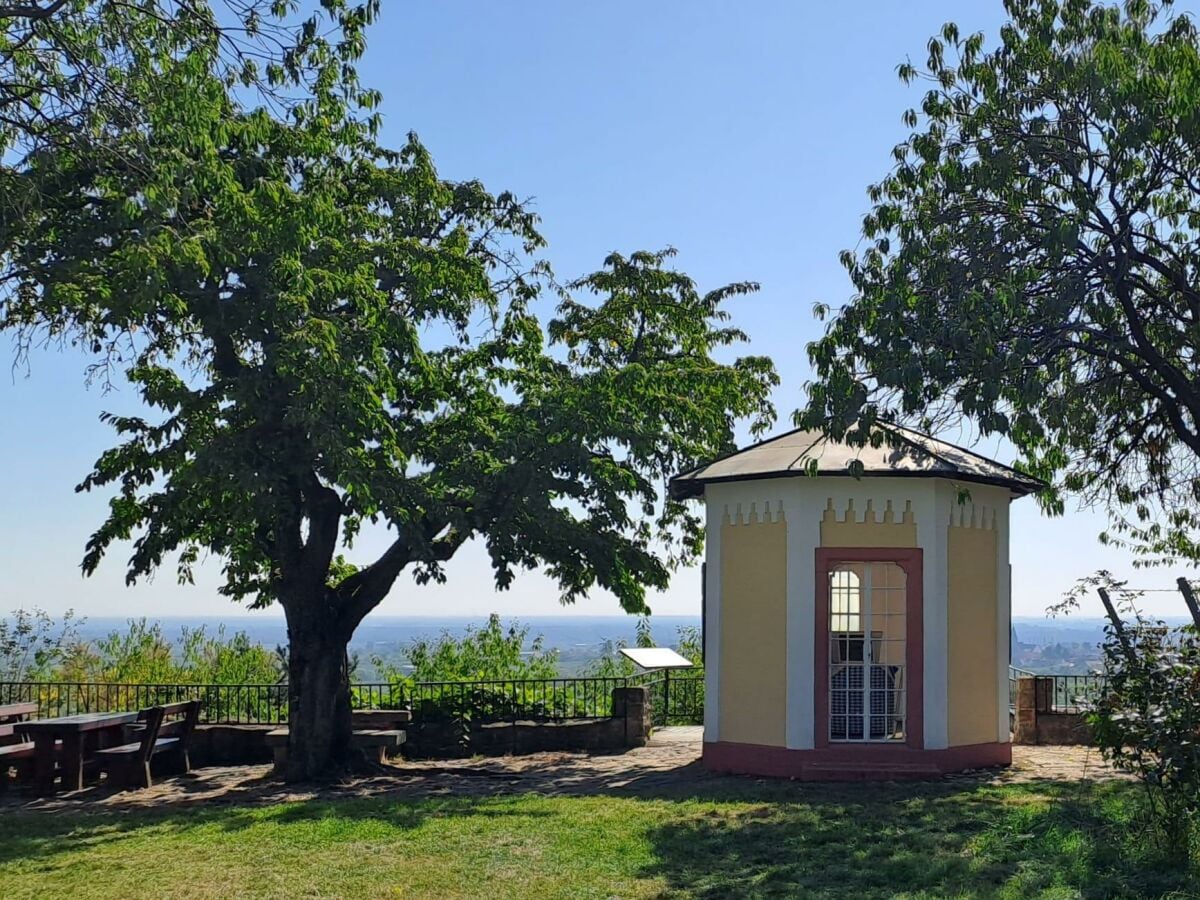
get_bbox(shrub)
[1092,618,1200,860]
[0,607,81,681]
[3,611,286,721]
[380,613,560,684]
[53,618,283,686]
[1061,572,1200,862]
[368,615,564,733]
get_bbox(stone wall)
[188,685,654,765]
[403,686,652,759]
[1012,677,1093,746]
[190,724,276,767]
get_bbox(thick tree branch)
[301,473,344,586]
[0,0,68,20]
[334,523,468,632]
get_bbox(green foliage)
[0,1,379,157]
[374,614,559,684]
[675,625,703,667]
[1063,572,1200,861]
[586,616,657,678]
[46,617,283,686]
[799,0,1200,566]
[59,619,178,684]
[3,101,776,624]
[2,609,285,721]
[584,619,705,726]
[1091,622,1200,861]
[0,607,81,681]
[370,617,562,741]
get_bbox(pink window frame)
[814,547,924,750]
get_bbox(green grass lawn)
[0,777,1192,899]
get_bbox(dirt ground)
[2,727,1127,814]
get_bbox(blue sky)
[0,1,1192,620]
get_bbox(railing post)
[664,668,671,727]
[1014,676,1039,744]
[1034,676,1054,714]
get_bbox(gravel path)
[5,728,1126,813]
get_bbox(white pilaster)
[785,480,820,749]
[915,481,950,749]
[995,495,1012,742]
[702,486,724,744]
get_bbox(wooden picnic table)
[0,701,38,723]
[21,711,141,795]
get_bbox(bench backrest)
[351,709,412,728]
[133,706,167,763]
[156,699,201,742]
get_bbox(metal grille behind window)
[828,562,906,742]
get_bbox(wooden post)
[1097,588,1137,666]
[1176,577,1200,630]
[664,668,671,727]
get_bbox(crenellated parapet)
[947,501,997,530]
[722,500,786,527]
[819,497,918,548]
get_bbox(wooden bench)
[93,700,201,790]
[147,699,202,773]
[0,741,36,791]
[266,727,406,770]
[0,702,41,791]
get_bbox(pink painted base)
[703,740,1011,781]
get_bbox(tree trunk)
[284,609,355,782]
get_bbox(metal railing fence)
[0,674,707,726]
[0,681,291,724]
[1038,673,1109,713]
[632,672,704,727]
[1007,667,1108,715]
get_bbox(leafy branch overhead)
[0,1,381,157]
[3,112,776,625]
[798,0,1200,566]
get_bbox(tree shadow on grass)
[1,757,1193,897]
[0,790,553,873]
[639,778,1192,898]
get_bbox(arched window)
[827,561,908,742]
[830,569,860,632]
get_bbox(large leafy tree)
[1,46,777,775]
[800,0,1200,565]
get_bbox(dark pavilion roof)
[669,423,1046,500]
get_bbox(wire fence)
[0,674,707,727]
